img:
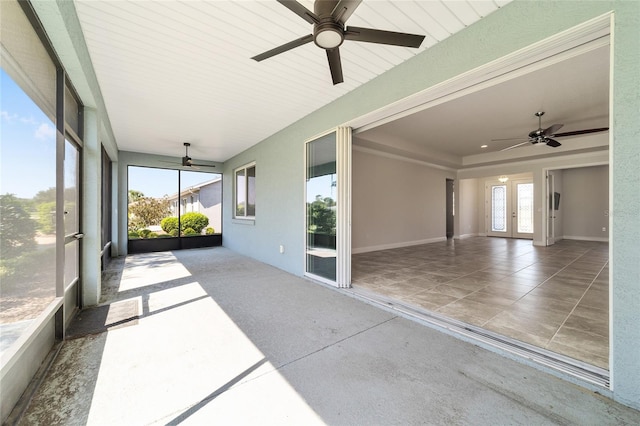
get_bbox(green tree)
[0,194,37,258]
[307,195,336,235]
[33,187,56,205]
[128,190,145,203]
[37,201,57,234]
[128,196,171,231]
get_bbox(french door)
[487,179,534,239]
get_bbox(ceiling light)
[498,175,509,183]
[315,27,343,49]
[481,144,488,148]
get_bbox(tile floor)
[352,237,609,369]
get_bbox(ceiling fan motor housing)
[314,19,344,49]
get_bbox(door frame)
[303,127,352,288]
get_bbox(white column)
[336,126,352,288]
[82,107,101,306]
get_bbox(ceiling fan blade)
[345,26,425,48]
[553,127,609,137]
[500,141,530,152]
[543,123,563,136]
[546,138,562,148]
[332,0,362,24]
[326,48,344,85]
[189,163,216,168]
[491,137,528,142]
[251,34,314,61]
[276,0,319,24]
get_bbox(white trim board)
[353,145,457,172]
[454,233,481,240]
[352,237,447,254]
[563,236,609,243]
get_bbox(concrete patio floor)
[18,247,640,425]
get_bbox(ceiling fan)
[498,111,609,151]
[177,143,215,169]
[251,0,426,85]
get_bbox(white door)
[486,179,534,239]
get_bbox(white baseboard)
[454,233,479,240]
[352,237,447,254]
[563,235,609,242]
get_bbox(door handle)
[74,233,84,240]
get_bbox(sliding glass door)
[305,128,351,287]
[306,133,337,281]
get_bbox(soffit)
[73,0,510,162]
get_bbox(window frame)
[234,162,256,220]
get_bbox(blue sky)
[128,166,220,199]
[1,69,57,199]
[2,69,220,200]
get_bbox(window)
[235,163,255,218]
[127,166,221,243]
[0,0,58,355]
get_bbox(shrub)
[37,201,57,234]
[205,227,215,235]
[181,212,208,233]
[138,228,152,238]
[169,229,179,237]
[128,231,140,239]
[147,232,158,238]
[183,227,198,236]
[161,217,179,234]
[0,194,37,257]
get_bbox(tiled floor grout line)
[352,239,609,368]
[548,259,609,347]
[479,246,599,333]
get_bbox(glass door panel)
[64,139,80,289]
[306,133,337,282]
[512,180,534,239]
[490,184,508,234]
[127,166,178,239]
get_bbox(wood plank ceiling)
[74,0,511,162]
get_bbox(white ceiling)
[74,0,511,162]
[355,44,610,167]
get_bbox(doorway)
[446,179,454,239]
[486,179,534,239]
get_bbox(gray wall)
[562,166,609,241]
[352,148,455,252]
[221,1,640,409]
[457,178,479,238]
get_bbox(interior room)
[350,43,610,370]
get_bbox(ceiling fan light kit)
[252,0,426,85]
